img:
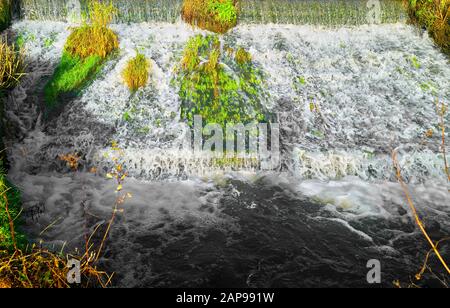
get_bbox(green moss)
[0,0,11,32]
[174,34,270,128]
[44,52,103,108]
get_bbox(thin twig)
[392,149,450,275]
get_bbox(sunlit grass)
[65,1,119,59]
[45,0,119,108]
[0,37,26,91]
[122,53,151,91]
[0,167,25,252]
[182,0,238,33]
[44,52,103,106]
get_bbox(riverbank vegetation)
[0,38,25,253]
[0,38,25,90]
[182,0,239,33]
[44,0,119,107]
[0,1,118,289]
[406,0,450,55]
[0,142,125,288]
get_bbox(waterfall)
[6,20,450,183]
[17,0,407,25]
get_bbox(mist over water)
[3,1,450,287]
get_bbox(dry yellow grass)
[65,26,119,59]
[122,53,151,91]
[0,37,25,90]
[0,247,114,288]
[65,1,119,59]
[0,277,12,288]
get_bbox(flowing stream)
[3,1,450,287]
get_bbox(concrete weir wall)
[15,0,406,25]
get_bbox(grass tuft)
[65,1,119,59]
[0,37,26,91]
[44,52,103,106]
[0,248,113,288]
[65,25,119,59]
[45,0,119,108]
[181,0,239,34]
[122,52,151,91]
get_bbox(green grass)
[44,52,103,107]
[44,1,118,109]
[0,164,26,251]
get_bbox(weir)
[16,0,407,25]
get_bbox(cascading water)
[3,1,450,287]
[18,0,406,25]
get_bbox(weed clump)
[182,0,239,34]
[0,38,26,91]
[174,34,269,127]
[0,0,11,32]
[122,53,151,91]
[406,0,450,55]
[45,0,119,108]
